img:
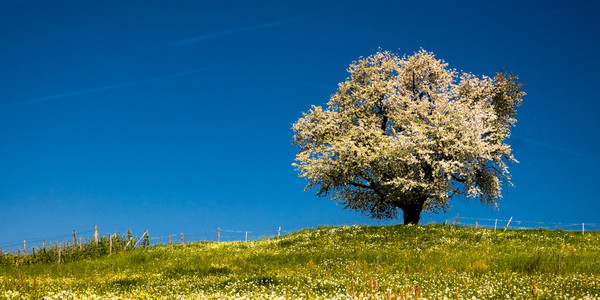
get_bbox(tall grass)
[0,232,147,268]
[1,224,599,299]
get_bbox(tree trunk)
[402,206,422,225]
[402,196,426,225]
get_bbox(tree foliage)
[292,49,524,224]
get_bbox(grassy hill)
[1,224,599,299]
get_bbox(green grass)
[1,224,599,299]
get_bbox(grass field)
[1,224,599,299]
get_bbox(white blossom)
[292,49,524,224]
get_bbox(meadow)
[1,224,599,299]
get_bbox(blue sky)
[1,0,599,250]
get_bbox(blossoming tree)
[292,50,524,224]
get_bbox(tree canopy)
[292,49,524,224]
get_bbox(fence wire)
[1,217,598,254]
[437,216,599,232]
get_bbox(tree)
[292,49,524,225]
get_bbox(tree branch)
[347,181,372,189]
[451,174,466,183]
[448,188,465,198]
[381,115,388,132]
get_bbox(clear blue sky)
[1,0,599,250]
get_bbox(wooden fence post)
[218,228,221,243]
[181,233,184,245]
[109,234,113,255]
[558,253,562,274]
[79,237,83,250]
[494,219,498,231]
[134,230,148,248]
[504,217,513,232]
[58,246,61,264]
[23,240,26,255]
[124,229,133,249]
[169,235,172,245]
[43,239,47,250]
[475,221,478,229]
[454,213,459,225]
[583,223,585,235]
[73,229,77,247]
[278,226,281,238]
[245,231,248,242]
[94,225,98,246]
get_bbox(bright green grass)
[1,224,599,299]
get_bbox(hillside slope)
[1,224,599,299]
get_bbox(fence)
[146,226,288,246]
[0,225,293,257]
[1,217,599,257]
[434,215,600,233]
